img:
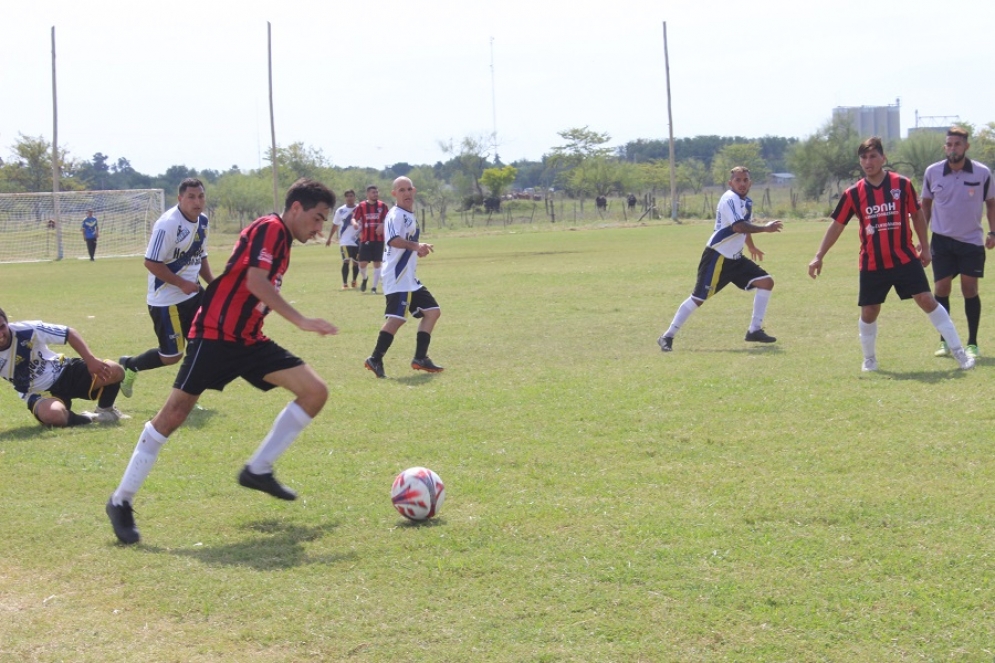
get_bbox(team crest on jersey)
[257,248,273,265]
[865,224,876,236]
[176,226,191,243]
[890,189,901,201]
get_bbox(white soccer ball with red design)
[391,467,445,521]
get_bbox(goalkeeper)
[119,178,214,398]
[0,306,129,426]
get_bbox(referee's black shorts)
[931,232,985,282]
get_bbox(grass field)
[2,218,994,662]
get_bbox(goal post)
[0,189,165,263]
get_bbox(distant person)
[808,137,974,372]
[106,178,339,545]
[364,176,443,378]
[326,189,361,289]
[921,126,995,359]
[657,167,781,352]
[596,194,607,212]
[627,193,637,211]
[0,306,128,427]
[118,178,214,398]
[81,210,99,260]
[355,185,389,293]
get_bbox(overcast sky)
[3,0,992,176]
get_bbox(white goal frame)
[0,189,165,263]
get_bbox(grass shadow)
[182,405,219,430]
[870,368,971,383]
[148,519,352,570]
[392,373,440,386]
[393,517,446,529]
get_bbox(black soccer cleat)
[411,357,445,373]
[106,498,140,544]
[745,328,777,343]
[365,356,387,379]
[657,335,674,352]
[360,278,368,292]
[238,466,297,500]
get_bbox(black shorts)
[690,248,770,301]
[858,260,931,306]
[32,358,102,415]
[173,338,304,396]
[358,241,384,263]
[149,291,203,358]
[339,245,359,262]
[384,287,440,320]
[931,232,985,282]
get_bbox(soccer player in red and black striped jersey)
[106,178,339,545]
[809,137,974,372]
[354,185,389,293]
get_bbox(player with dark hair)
[0,306,128,426]
[364,176,444,378]
[81,210,99,261]
[809,137,974,372]
[355,185,388,293]
[657,166,782,351]
[922,126,995,359]
[106,178,339,545]
[326,189,361,289]
[118,178,214,398]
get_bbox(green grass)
[2,218,995,661]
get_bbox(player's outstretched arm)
[246,267,338,336]
[809,222,846,279]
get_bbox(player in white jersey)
[657,167,783,352]
[119,178,214,397]
[0,306,128,426]
[325,189,361,289]
[364,176,443,378]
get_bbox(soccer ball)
[391,467,445,521]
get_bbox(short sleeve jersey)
[381,206,423,295]
[333,204,359,246]
[921,159,994,246]
[144,205,209,306]
[0,321,69,398]
[831,171,921,272]
[190,214,291,344]
[81,216,98,240]
[706,190,752,259]
[354,200,389,242]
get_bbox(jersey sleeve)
[353,204,364,223]
[384,211,402,244]
[28,321,69,345]
[247,218,282,271]
[145,222,174,262]
[831,192,855,225]
[904,178,922,212]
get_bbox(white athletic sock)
[665,297,700,338]
[360,266,368,279]
[112,421,168,505]
[749,288,772,333]
[246,402,312,475]
[927,306,964,350]
[371,267,381,288]
[859,318,877,359]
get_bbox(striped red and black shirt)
[353,200,388,242]
[189,214,291,344]
[831,172,922,272]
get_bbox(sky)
[3,0,993,177]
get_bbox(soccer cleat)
[360,278,368,292]
[411,357,445,373]
[966,344,980,359]
[106,499,140,544]
[934,341,950,357]
[119,356,137,398]
[351,280,358,288]
[745,328,777,343]
[952,347,976,370]
[364,356,387,378]
[238,466,297,500]
[861,356,878,372]
[657,335,674,352]
[370,287,378,295]
[93,406,131,423]
[341,283,350,290]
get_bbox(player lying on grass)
[0,306,129,426]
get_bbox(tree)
[438,135,491,201]
[566,157,638,198]
[711,142,770,185]
[675,158,710,194]
[408,165,457,226]
[480,165,518,199]
[549,126,613,170]
[0,134,82,193]
[893,131,945,185]
[787,116,862,199]
[972,122,995,170]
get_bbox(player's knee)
[33,399,70,427]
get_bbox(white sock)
[360,266,368,279]
[371,267,381,288]
[859,318,877,359]
[113,421,168,505]
[749,288,772,333]
[927,306,963,350]
[246,402,312,474]
[665,297,700,338]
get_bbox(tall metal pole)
[268,22,280,213]
[490,37,499,164]
[663,22,678,221]
[52,26,64,259]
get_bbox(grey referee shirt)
[922,159,994,245]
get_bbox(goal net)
[0,189,165,263]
